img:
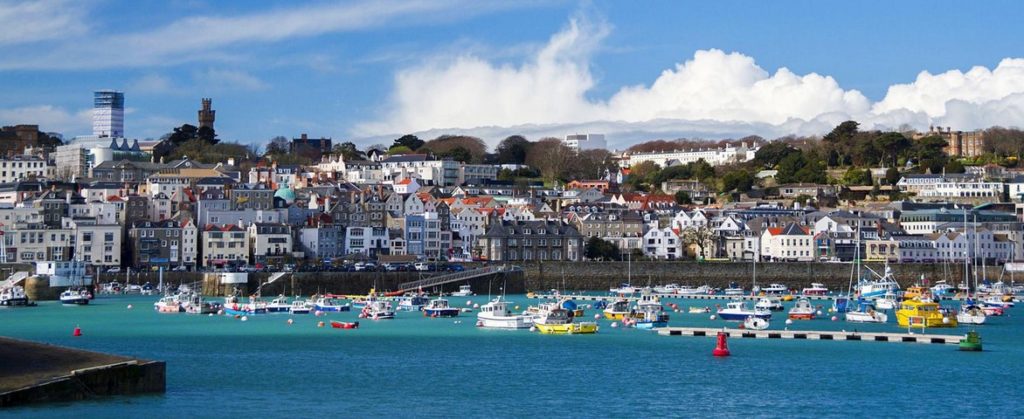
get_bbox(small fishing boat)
[153,295,183,313]
[313,297,351,312]
[60,288,91,305]
[451,284,473,297]
[396,294,430,311]
[845,299,887,323]
[223,296,268,315]
[360,299,396,320]
[874,291,899,310]
[761,283,788,295]
[743,316,770,330]
[754,297,784,311]
[717,301,771,321]
[688,306,710,314]
[930,280,956,298]
[0,286,31,306]
[980,296,1013,309]
[896,299,956,328]
[801,283,829,296]
[602,298,634,320]
[477,296,533,329]
[290,299,311,314]
[609,283,638,294]
[140,282,155,296]
[857,267,901,299]
[652,283,680,294]
[903,285,933,302]
[330,321,359,329]
[533,303,598,334]
[723,282,744,296]
[559,299,585,318]
[423,298,460,317]
[266,295,292,313]
[676,285,711,295]
[787,298,815,320]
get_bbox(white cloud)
[196,69,268,91]
[360,17,1024,148]
[128,74,174,94]
[0,0,88,46]
[0,0,535,69]
[0,105,91,134]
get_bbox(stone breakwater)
[503,261,1005,292]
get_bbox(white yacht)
[0,286,30,306]
[761,283,788,294]
[451,284,473,297]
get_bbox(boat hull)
[424,308,460,317]
[60,298,89,305]
[718,311,770,321]
[788,312,814,320]
[535,322,598,334]
[314,305,351,312]
[477,314,532,329]
[845,311,887,323]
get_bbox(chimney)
[237,218,243,229]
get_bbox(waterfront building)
[760,222,814,262]
[642,224,683,260]
[0,155,51,183]
[479,219,584,262]
[248,223,293,266]
[343,226,389,257]
[201,224,250,268]
[625,142,758,167]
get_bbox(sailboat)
[958,210,987,325]
[844,226,886,323]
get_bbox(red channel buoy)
[73,326,82,337]
[712,331,730,357]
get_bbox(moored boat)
[956,304,986,325]
[602,298,634,320]
[477,296,533,329]
[0,285,31,306]
[266,295,292,313]
[330,320,359,329]
[761,283,788,295]
[717,301,771,321]
[289,299,311,314]
[723,282,744,296]
[360,298,396,320]
[743,315,770,330]
[423,297,460,317]
[754,297,784,311]
[801,283,829,296]
[896,299,957,328]
[314,296,351,312]
[533,303,598,334]
[845,299,887,323]
[787,298,815,320]
[396,294,430,311]
[60,288,91,305]
[154,295,183,313]
[451,284,473,297]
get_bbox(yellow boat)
[902,286,932,301]
[896,299,957,328]
[602,299,634,320]
[533,303,598,334]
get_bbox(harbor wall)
[201,270,527,296]
[501,261,1006,291]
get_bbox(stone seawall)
[201,270,526,297]
[497,261,1003,292]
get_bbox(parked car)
[414,262,430,271]
[106,267,121,273]
[172,266,188,272]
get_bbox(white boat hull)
[477,313,533,329]
[845,311,887,323]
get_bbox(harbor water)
[1,294,1021,417]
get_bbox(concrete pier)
[0,337,165,407]
[529,293,836,302]
[655,327,965,345]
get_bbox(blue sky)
[2,0,1024,150]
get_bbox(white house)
[642,225,682,260]
[760,223,814,262]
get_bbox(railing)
[0,271,29,290]
[398,265,516,292]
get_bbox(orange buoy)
[712,331,730,357]
[73,326,82,337]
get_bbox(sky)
[2,0,1024,150]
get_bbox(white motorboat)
[477,296,533,329]
[289,299,311,314]
[717,301,771,321]
[743,316,770,330]
[754,297,784,311]
[787,298,816,320]
[874,291,899,311]
[845,300,887,323]
[801,283,829,296]
[930,280,956,298]
[761,283,788,295]
[652,284,680,294]
[60,288,91,305]
[0,286,30,306]
[153,295,182,313]
[451,284,473,297]
[360,298,396,319]
[396,294,430,311]
[266,295,291,313]
[609,283,639,294]
[723,282,744,296]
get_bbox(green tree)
[387,145,413,155]
[495,135,531,164]
[331,142,364,161]
[584,237,620,261]
[436,145,473,162]
[885,167,901,185]
[753,141,798,168]
[775,152,805,184]
[392,134,424,151]
[874,132,911,167]
[690,159,716,181]
[944,159,966,174]
[674,191,693,205]
[720,169,754,192]
[264,136,289,155]
[841,168,872,186]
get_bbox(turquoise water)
[1,295,1021,418]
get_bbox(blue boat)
[314,297,351,312]
[423,298,460,317]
